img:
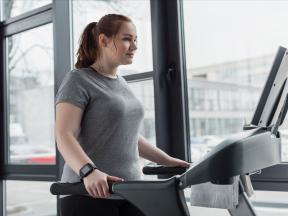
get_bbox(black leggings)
[60,195,145,216]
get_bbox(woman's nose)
[131,41,137,51]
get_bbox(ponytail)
[75,22,99,68]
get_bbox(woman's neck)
[91,61,118,78]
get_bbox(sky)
[183,0,288,68]
[5,0,288,72]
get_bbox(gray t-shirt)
[56,67,144,186]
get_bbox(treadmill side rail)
[112,177,190,216]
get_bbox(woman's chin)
[122,60,133,65]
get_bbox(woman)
[55,14,190,216]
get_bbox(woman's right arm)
[55,102,123,198]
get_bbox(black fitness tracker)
[79,163,97,180]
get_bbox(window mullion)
[150,0,189,161]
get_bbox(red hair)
[75,14,132,69]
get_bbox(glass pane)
[3,0,51,19]
[72,0,153,75]
[252,190,288,216]
[128,80,156,179]
[7,24,55,164]
[6,181,56,216]
[183,0,288,162]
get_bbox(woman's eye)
[123,38,137,44]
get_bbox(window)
[72,0,153,75]
[183,0,288,162]
[128,80,156,177]
[2,0,51,20]
[128,80,156,145]
[7,24,55,164]
[6,181,56,216]
[187,190,288,216]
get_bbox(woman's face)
[105,22,138,65]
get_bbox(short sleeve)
[55,71,89,109]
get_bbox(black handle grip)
[142,164,188,175]
[50,182,114,195]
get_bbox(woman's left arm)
[138,134,190,167]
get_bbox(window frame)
[150,0,190,162]
[0,0,288,215]
[0,3,55,181]
[0,2,57,215]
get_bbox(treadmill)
[51,46,288,216]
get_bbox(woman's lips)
[126,53,134,58]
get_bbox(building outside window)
[183,1,288,215]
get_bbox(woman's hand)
[83,169,124,198]
[165,156,191,168]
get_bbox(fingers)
[180,161,191,167]
[86,185,99,198]
[96,183,105,198]
[87,183,107,198]
[107,175,124,182]
[168,158,191,167]
[101,181,110,197]
[84,171,124,198]
[84,180,108,198]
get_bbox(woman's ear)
[98,33,110,48]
